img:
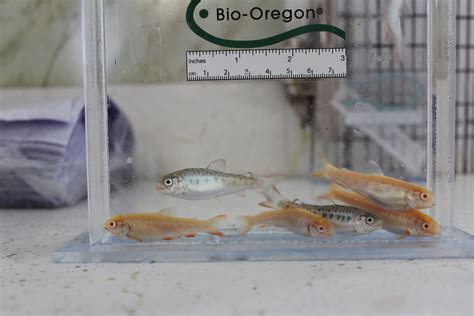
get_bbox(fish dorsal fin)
[207,159,226,171]
[158,208,176,216]
[364,160,384,175]
[293,199,303,205]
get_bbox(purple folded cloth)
[0,97,134,208]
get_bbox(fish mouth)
[325,228,335,237]
[155,182,167,192]
[431,224,440,235]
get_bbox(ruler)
[186,48,346,81]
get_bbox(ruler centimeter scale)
[186,48,346,81]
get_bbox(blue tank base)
[53,228,474,263]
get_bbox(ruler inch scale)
[186,48,347,81]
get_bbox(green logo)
[186,0,345,48]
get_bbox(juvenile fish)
[237,208,334,237]
[313,160,435,210]
[156,159,274,200]
[278,200,382,235]
[320,186,439,237]
[104,213,227,242]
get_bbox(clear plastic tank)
[54,0,473,262]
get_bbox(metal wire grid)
[333,0,472,175]
[455,0,473,174]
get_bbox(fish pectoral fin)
[206,159,226,172]
[127,234,143,242]
[257,224,269,228]
[364,192,391,208]
[237,191,247,198]
[364,160,385,175]
[208,230,224,237]
[162,236,177,241]
[397,231,410,239]
[157,207,176,215]
[185,233,196,238]
[259,200,276,208]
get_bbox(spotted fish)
[320,185,439,237]
[278,199,382,235]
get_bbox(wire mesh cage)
[294,0,473,177]
[455,0,473,174]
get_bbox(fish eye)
[422,222,431,230]
[108,221,116,228]
[163,178,173,187]
[293,199,302,204]
[420,192,429,201]
[317,225,326,232]
[366,217,375,224]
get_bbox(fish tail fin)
[312,154,334,178]
[393,34,407,65]
[258,185,282,209]
[257,175,285,202]
[317,183,342,200]
[318,190,335,201]
[235,216,252,235]
[206,215,227,236]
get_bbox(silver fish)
[156,159,271,200]
[278,199,383,235]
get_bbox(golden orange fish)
[104,213,227,242]
[313,160,435,210]
[320,185,439,237]
[237,208,334,237]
